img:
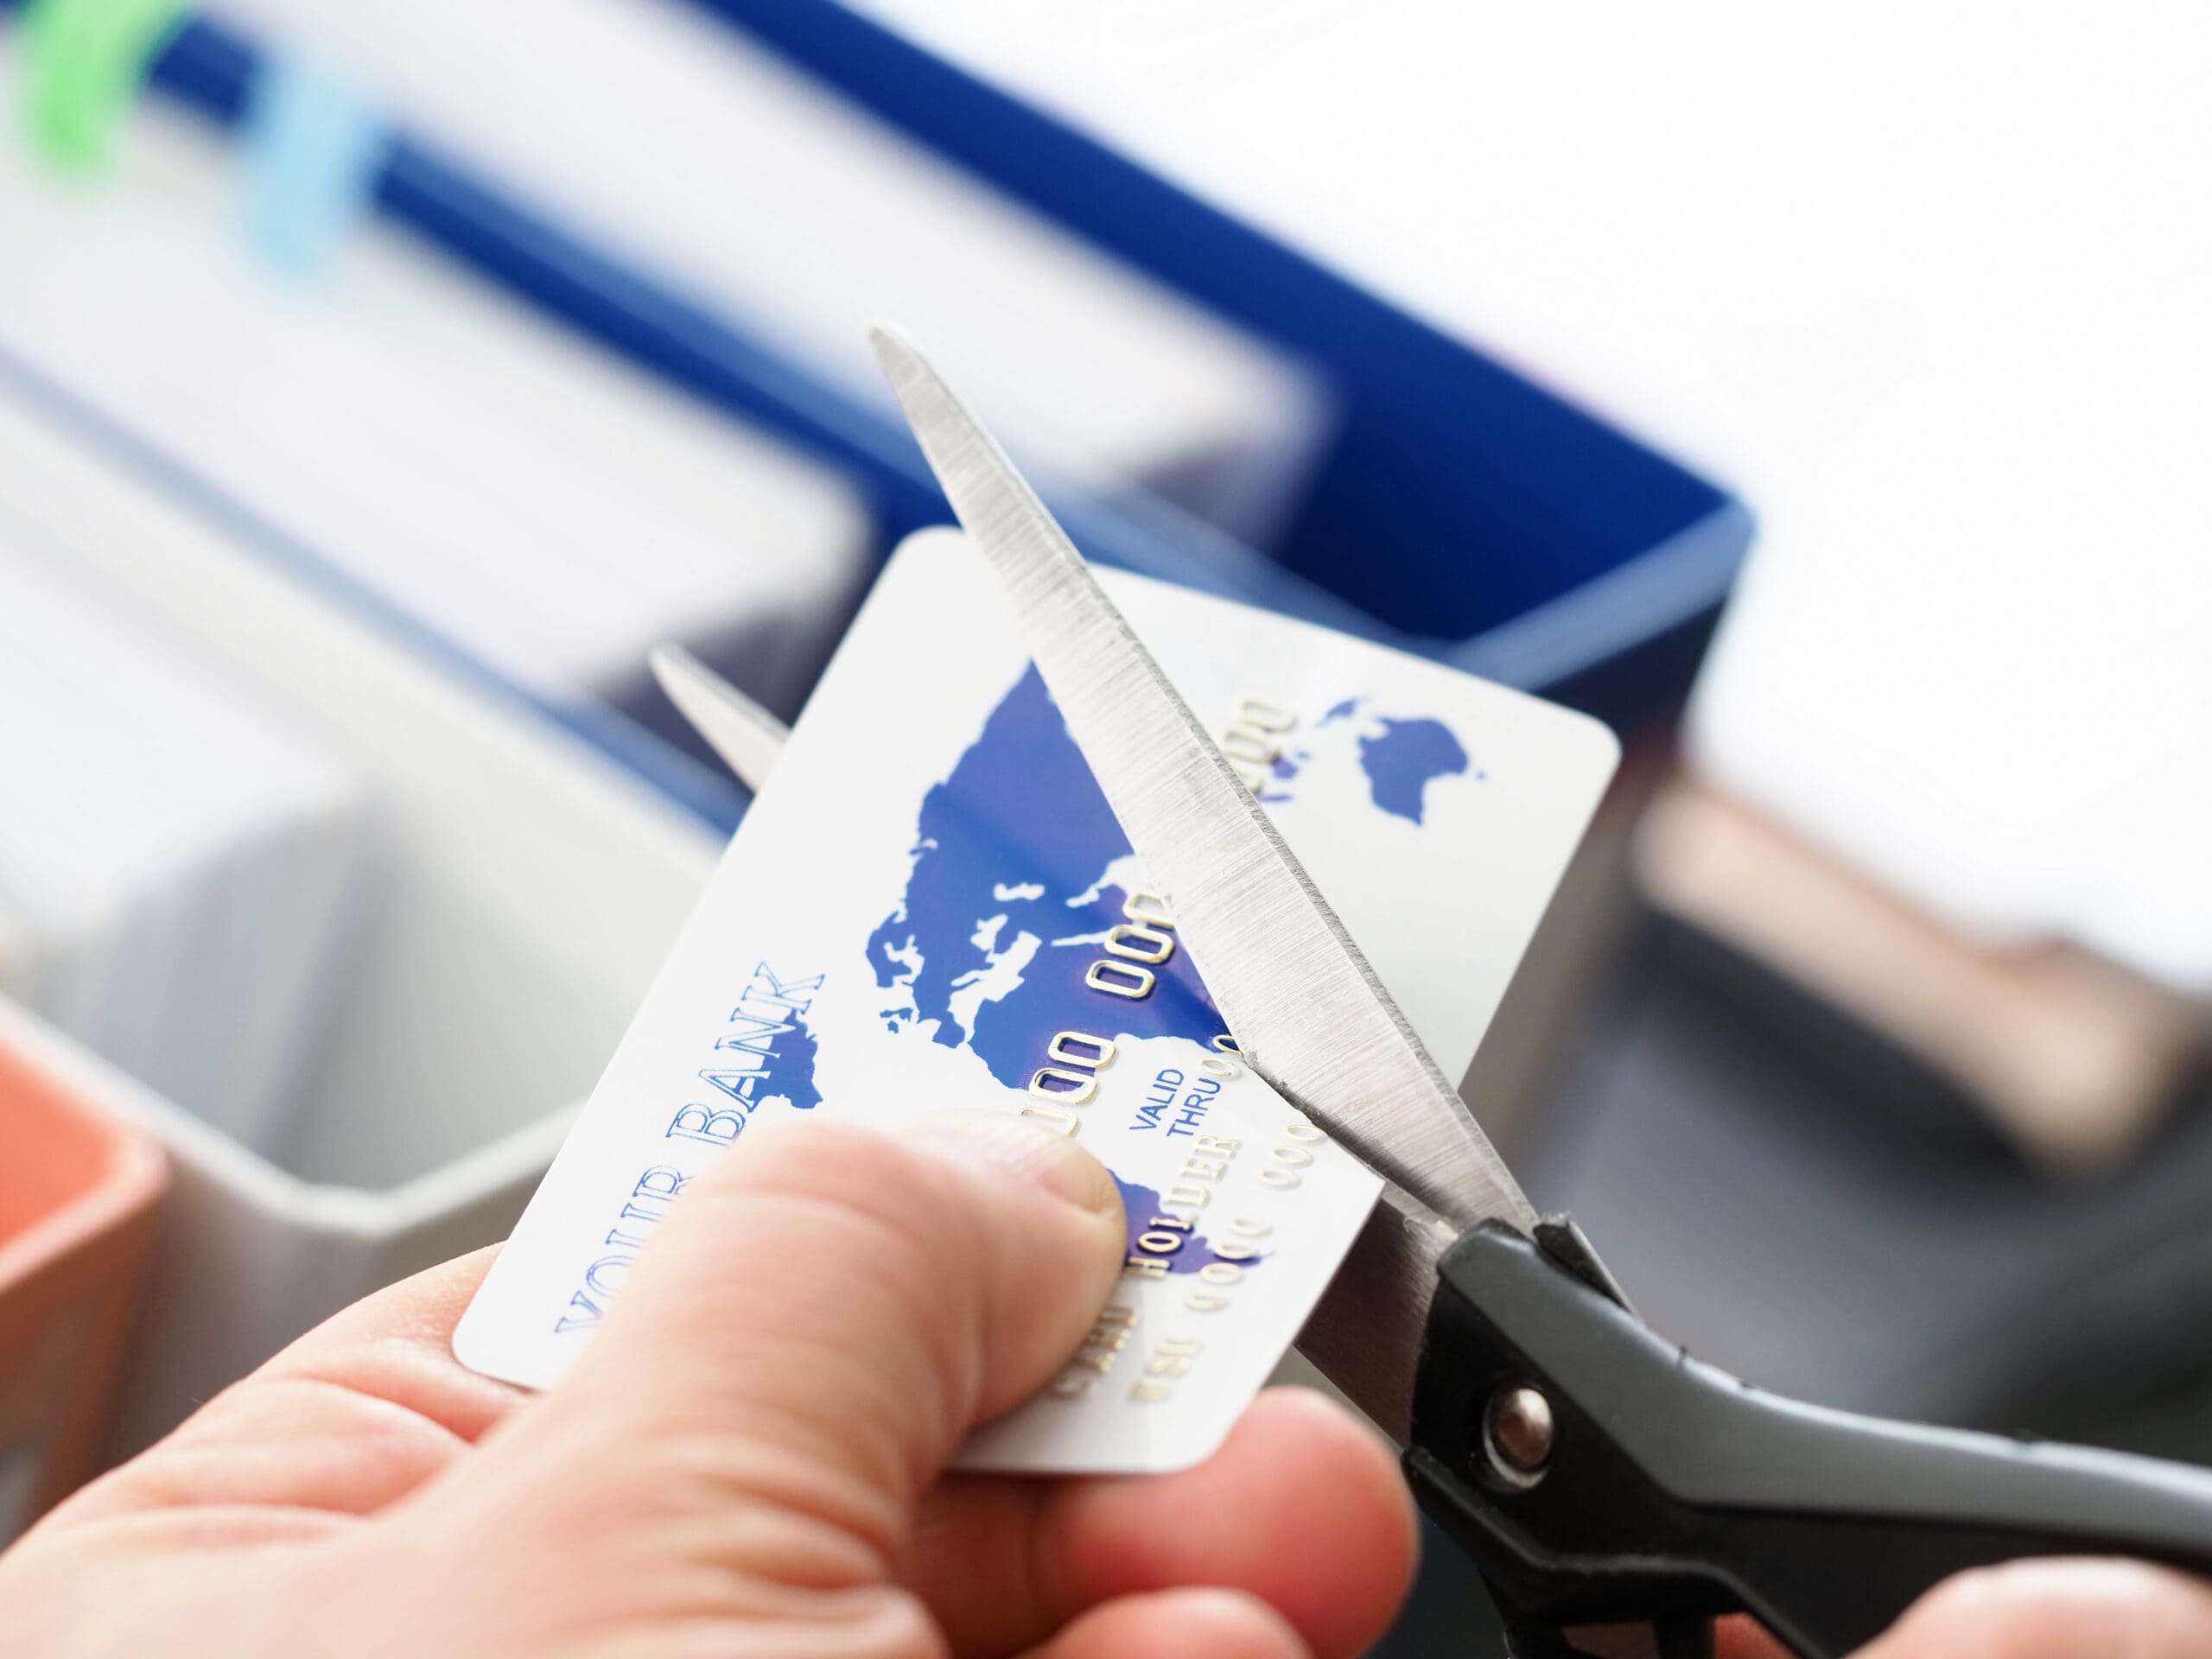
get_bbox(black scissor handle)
[1405,1222,2212,1659]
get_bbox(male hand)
[0,1111,1416,1657]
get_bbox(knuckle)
[1912,1565,2033,1637]
[1896,1560,2155,1659]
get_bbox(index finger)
[44,1248,520,1531]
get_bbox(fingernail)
[909,1109,1121,1214]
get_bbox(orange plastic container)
[0,1029,167,1543]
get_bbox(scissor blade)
[1298,1180,1460,1445]
[649,644,790,795]
[869,324,1535,1234]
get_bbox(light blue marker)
[241,54,389,279]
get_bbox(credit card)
[454,527,1618,1472]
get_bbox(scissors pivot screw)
[1484,1384,1555,1487]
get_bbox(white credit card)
[455,526,1619,1473]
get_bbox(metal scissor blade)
[649,644,790,795]
[1299,1180,1460,1445]
[869,324,1535,1234]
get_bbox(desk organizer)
[0,385,722,1460]
[0,0,1750,837]
[0,1014,165,1544]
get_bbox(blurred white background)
[856,0,2212,990]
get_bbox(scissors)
[651,327,2212,1659]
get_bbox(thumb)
[1854,1559,2212,1657]
[459,1110,1124,1564]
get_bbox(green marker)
[21,0,189,173]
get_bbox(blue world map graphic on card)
[861,666,1473,1268]
[1267,696,1473,822]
